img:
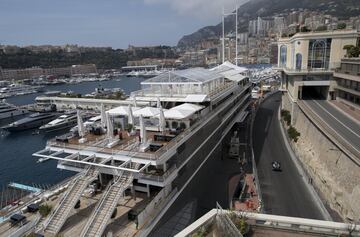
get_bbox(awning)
[133,107,163,117]
[161,103,204,120]
[163,109,194,120]
[107,106,141,116]
[172,103,204,112]
[184,94,208,103]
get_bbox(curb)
[277,104,333,221]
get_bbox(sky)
[0,0,247,49]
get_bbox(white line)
[313,100,360,139]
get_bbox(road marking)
[313,100,360,139]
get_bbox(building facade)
[333,58,360,109]
[277,30,360,101]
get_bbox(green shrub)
[288,126,301,142]
[39,204,52,217]
[336,22,346,29]
[281,109,291,126]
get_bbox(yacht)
[69,115,102,133]
[33,62,252,237]
[0,100,28,120]
[39,112,78,133]
[0,84,44,98]
[2,113,58,132]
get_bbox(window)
[280,45,287,66]
[308,39,332,69]
[296,53,302,70]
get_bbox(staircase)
[80,172,134,237]
[43,167,99,235]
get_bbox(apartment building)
[277,30,360,102]
[333,58,360,109]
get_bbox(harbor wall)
[282,93,360,221]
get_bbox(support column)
[146,184,150,198]
[131,185,136,201]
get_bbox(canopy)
[133,107,163,117]
[107,106,140,116]
[156,103,204,120]
[163,109,194,120]
[172,103,204,112]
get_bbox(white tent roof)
[172,103,204,112]
[163,109,194,120]
[210,61,248,73]
[161,103,204,120]
[107,106,140,116]
[133,107,163,117]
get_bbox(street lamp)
[222,5,239,66]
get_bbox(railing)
[298,100,360,166]
[47,84,251,163]
[8,214,42,237]
[176,209,360,237]
[138,165,177,183]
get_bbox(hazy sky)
[0,0,247,49]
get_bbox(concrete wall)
[330,38,358,68]
[282,93,360,220]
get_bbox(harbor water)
[0,77,145,191]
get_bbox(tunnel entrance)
[301,86,329,100]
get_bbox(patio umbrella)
[157,97,161,108]
[139,115,147,144]
[106,112,114,139]
[77,110,85,137]
[128,105,134,125]
[159,107,166,133]
[100,103,106,128]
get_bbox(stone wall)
[281,93,360,221]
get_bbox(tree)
[337,22,347,29]
[343,45,360,58]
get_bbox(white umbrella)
[128,105,134,125]
[139,115,147,144]
[159,107,166,133]
[100,103,106,128]
[157,97,161,108]
[133,97,137,107]
[106,112,114,139]
[77,110,85,137]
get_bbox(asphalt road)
[253,93,324,220]
[303,99,360,154]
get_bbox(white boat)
[0,100,28,120]
[0,84,44,98]
[39,112,78,132]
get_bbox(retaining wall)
[282,93,360,221]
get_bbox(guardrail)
[297,100,360,166]
[175,209,360,237]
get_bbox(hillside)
[177,0,360,49]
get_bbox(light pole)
[222,5,239,66]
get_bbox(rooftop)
[142,67,222,84]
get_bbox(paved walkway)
[233,174,260,212]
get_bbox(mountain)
[177,0,360,49]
